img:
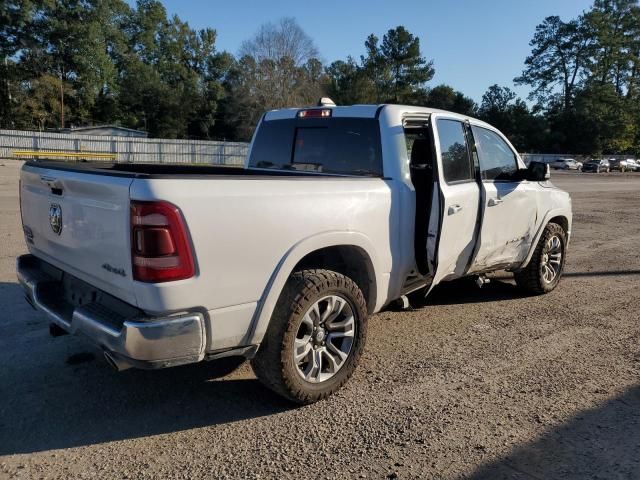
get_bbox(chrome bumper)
[16,254,206,369]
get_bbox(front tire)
[251,269,368,404]
[514,223,567,295]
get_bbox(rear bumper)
[16,254,206,369]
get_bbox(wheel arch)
[520,210,571,270]
[292,245,377,314]
[247,232,386,346]
[549,215,569,235]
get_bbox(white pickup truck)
[17,103,572,404]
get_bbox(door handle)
[448,204,462,215]
[488,198,503,206]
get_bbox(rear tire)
[514,223,567,295]
[251,269,368,404]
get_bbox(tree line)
[1,0,639,155]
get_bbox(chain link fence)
[0,129,249,166]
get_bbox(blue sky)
[158,0,594,103]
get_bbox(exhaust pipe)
[103,351,133,372]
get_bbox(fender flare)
[246,231,387,346]
[519,208,572,269]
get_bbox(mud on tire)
[250,269,368,405]
[514,222,567,295]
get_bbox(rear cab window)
[248,116,383,176]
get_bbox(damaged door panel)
[467,126,537,272]
[471,181,537,270]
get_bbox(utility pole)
[3,56,10,127]
[59,41,66,129]
[59,68,65,129]
[4,56,10,101]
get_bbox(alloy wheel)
[541,235,563,284]
[293,295,355,383]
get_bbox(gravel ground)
[0,161,639,479]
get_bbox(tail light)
[130,201,195,282]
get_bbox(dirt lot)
[1,161,639,479]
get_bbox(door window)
[471,126,519,181]
[436,120,473,183]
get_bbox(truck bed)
[20,158,393,311]
[25,160,374,179]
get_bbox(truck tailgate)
[20,163,137,305]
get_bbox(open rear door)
[429,116,481,289]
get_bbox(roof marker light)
[317,97,336,106]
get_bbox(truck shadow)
[467,384,640,479]
[425,277,525,306]
[0,284,291,455]
[421,268,640,307]
[564,269,640,278]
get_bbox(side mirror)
[526,161,550,181]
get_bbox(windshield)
[248,117,383,176]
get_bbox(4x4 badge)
[49,203,62,235]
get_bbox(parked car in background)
[609,159,632,172]
[582,159,610,173]
[550,158,582,170]
[623,159,639,172]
